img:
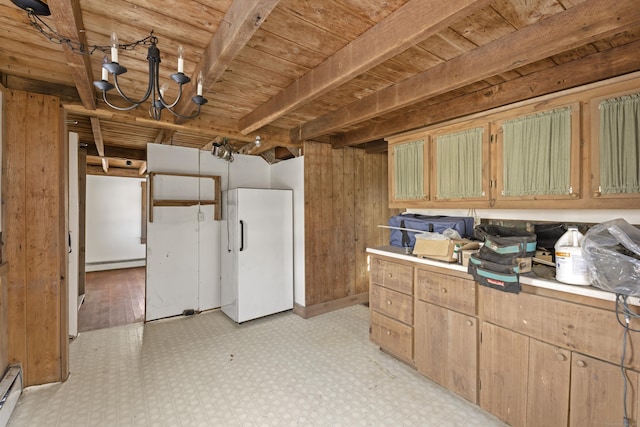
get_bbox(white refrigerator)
[221,188,293,323]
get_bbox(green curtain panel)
[502,107,571,196]
[436,127,484,199]
[394,140,425,199]
[599,93,640,194]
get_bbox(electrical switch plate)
[198,211,205,222]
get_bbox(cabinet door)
[415,301,478,403]
[479,322,528,427]
[388,136,429,206]
[570,353,638,427]
[526,339,570,427]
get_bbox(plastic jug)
[555,227,589,285]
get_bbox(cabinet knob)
[386,300,392,305]
[441,288,448,294]
[576,360,586,368]
[388,273,393,278]
[465,319,473,326]
[386,330,391,336]
[556,353,567,362]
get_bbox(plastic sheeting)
[582,218,640,296]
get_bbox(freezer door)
[236,188,293,322]
[221,189,239,321]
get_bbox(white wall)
[85,175,146,271]
[145,144,275,321]
[271,156,305,306]
[68,133,79,337]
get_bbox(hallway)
[78,267,145,332]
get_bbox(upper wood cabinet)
[589,87,640,201]
[431,122,490,203]
[388,133,429,207]
[493,102,581,202]
[385,73,640,209]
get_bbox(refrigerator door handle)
[239,220,244,251]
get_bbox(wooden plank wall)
[303,141,397,313]
[3,89,68,386]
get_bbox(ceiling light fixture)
[94,31,208,120]
[254,136,261,147]
[11,1,207,121]
[211,138,234,162]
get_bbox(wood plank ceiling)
[1,0,640,175]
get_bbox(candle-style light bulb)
[101,55,109,81]
[110,32,119,63]
[159,83,169,99]
[197,72,203,96]
[177,45,184,74]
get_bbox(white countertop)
[367,246,640,306]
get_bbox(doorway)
[74,163,147,333]
[78,267,145,332]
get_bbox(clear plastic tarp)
[582,218,640,296]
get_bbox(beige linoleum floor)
[8,305,507,427]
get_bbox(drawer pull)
[576,360,586,368]
[465,319,473,326]
[386,300,392,305]
[556,353,567,362]
[441,288,448,294]
[386,330,392,336]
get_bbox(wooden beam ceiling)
[238,0,492,135]
[174,0,281,121]
[292,0,640,143]
[333,39,640,147]
[47,0,96,110]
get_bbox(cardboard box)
[413,239,480,263]
[515,257,532,273]
[461,249,479,267]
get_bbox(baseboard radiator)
[0,365,23,427]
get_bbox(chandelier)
[10,0,207,121]
[94,32,208,120]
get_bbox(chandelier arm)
[112,73,153,106]
[100,90,141,111]
[158,82,185,110]
[165,103,203,120]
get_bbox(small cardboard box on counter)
[413,239,480,263]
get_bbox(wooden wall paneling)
[4,90,67,386]
[331,148,347,300]
[25,93,64,384]
[353,148,368,295]
[5,89,27,381]
[342,148,356,298]
[319,143,333,304]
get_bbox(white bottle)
[554,227,590,285]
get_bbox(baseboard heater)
[0,364,23,427]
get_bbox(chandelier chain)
[28,10,155,55]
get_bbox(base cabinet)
[369,253,640,427]
[569,353,638,427]
[415,301,478,403]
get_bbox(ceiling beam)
[332,39,640,148]
[174,0,280,122]
[85,144,146,161]
[292,0,640,143]
[64,103,292,145]
[87,165,142,178]
[89,117,105,157]
[47,0,96,110]
[238,0,491,135]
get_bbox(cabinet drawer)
[370,285,413,325]
[370,258,413,294]
[371,310,413,363]
[416,269,476,315]
[480,286,640,369]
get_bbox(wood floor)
[78,267,145,332]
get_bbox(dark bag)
[473,224,537,259]
[389,214,474,248]
[468,262,521,294]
